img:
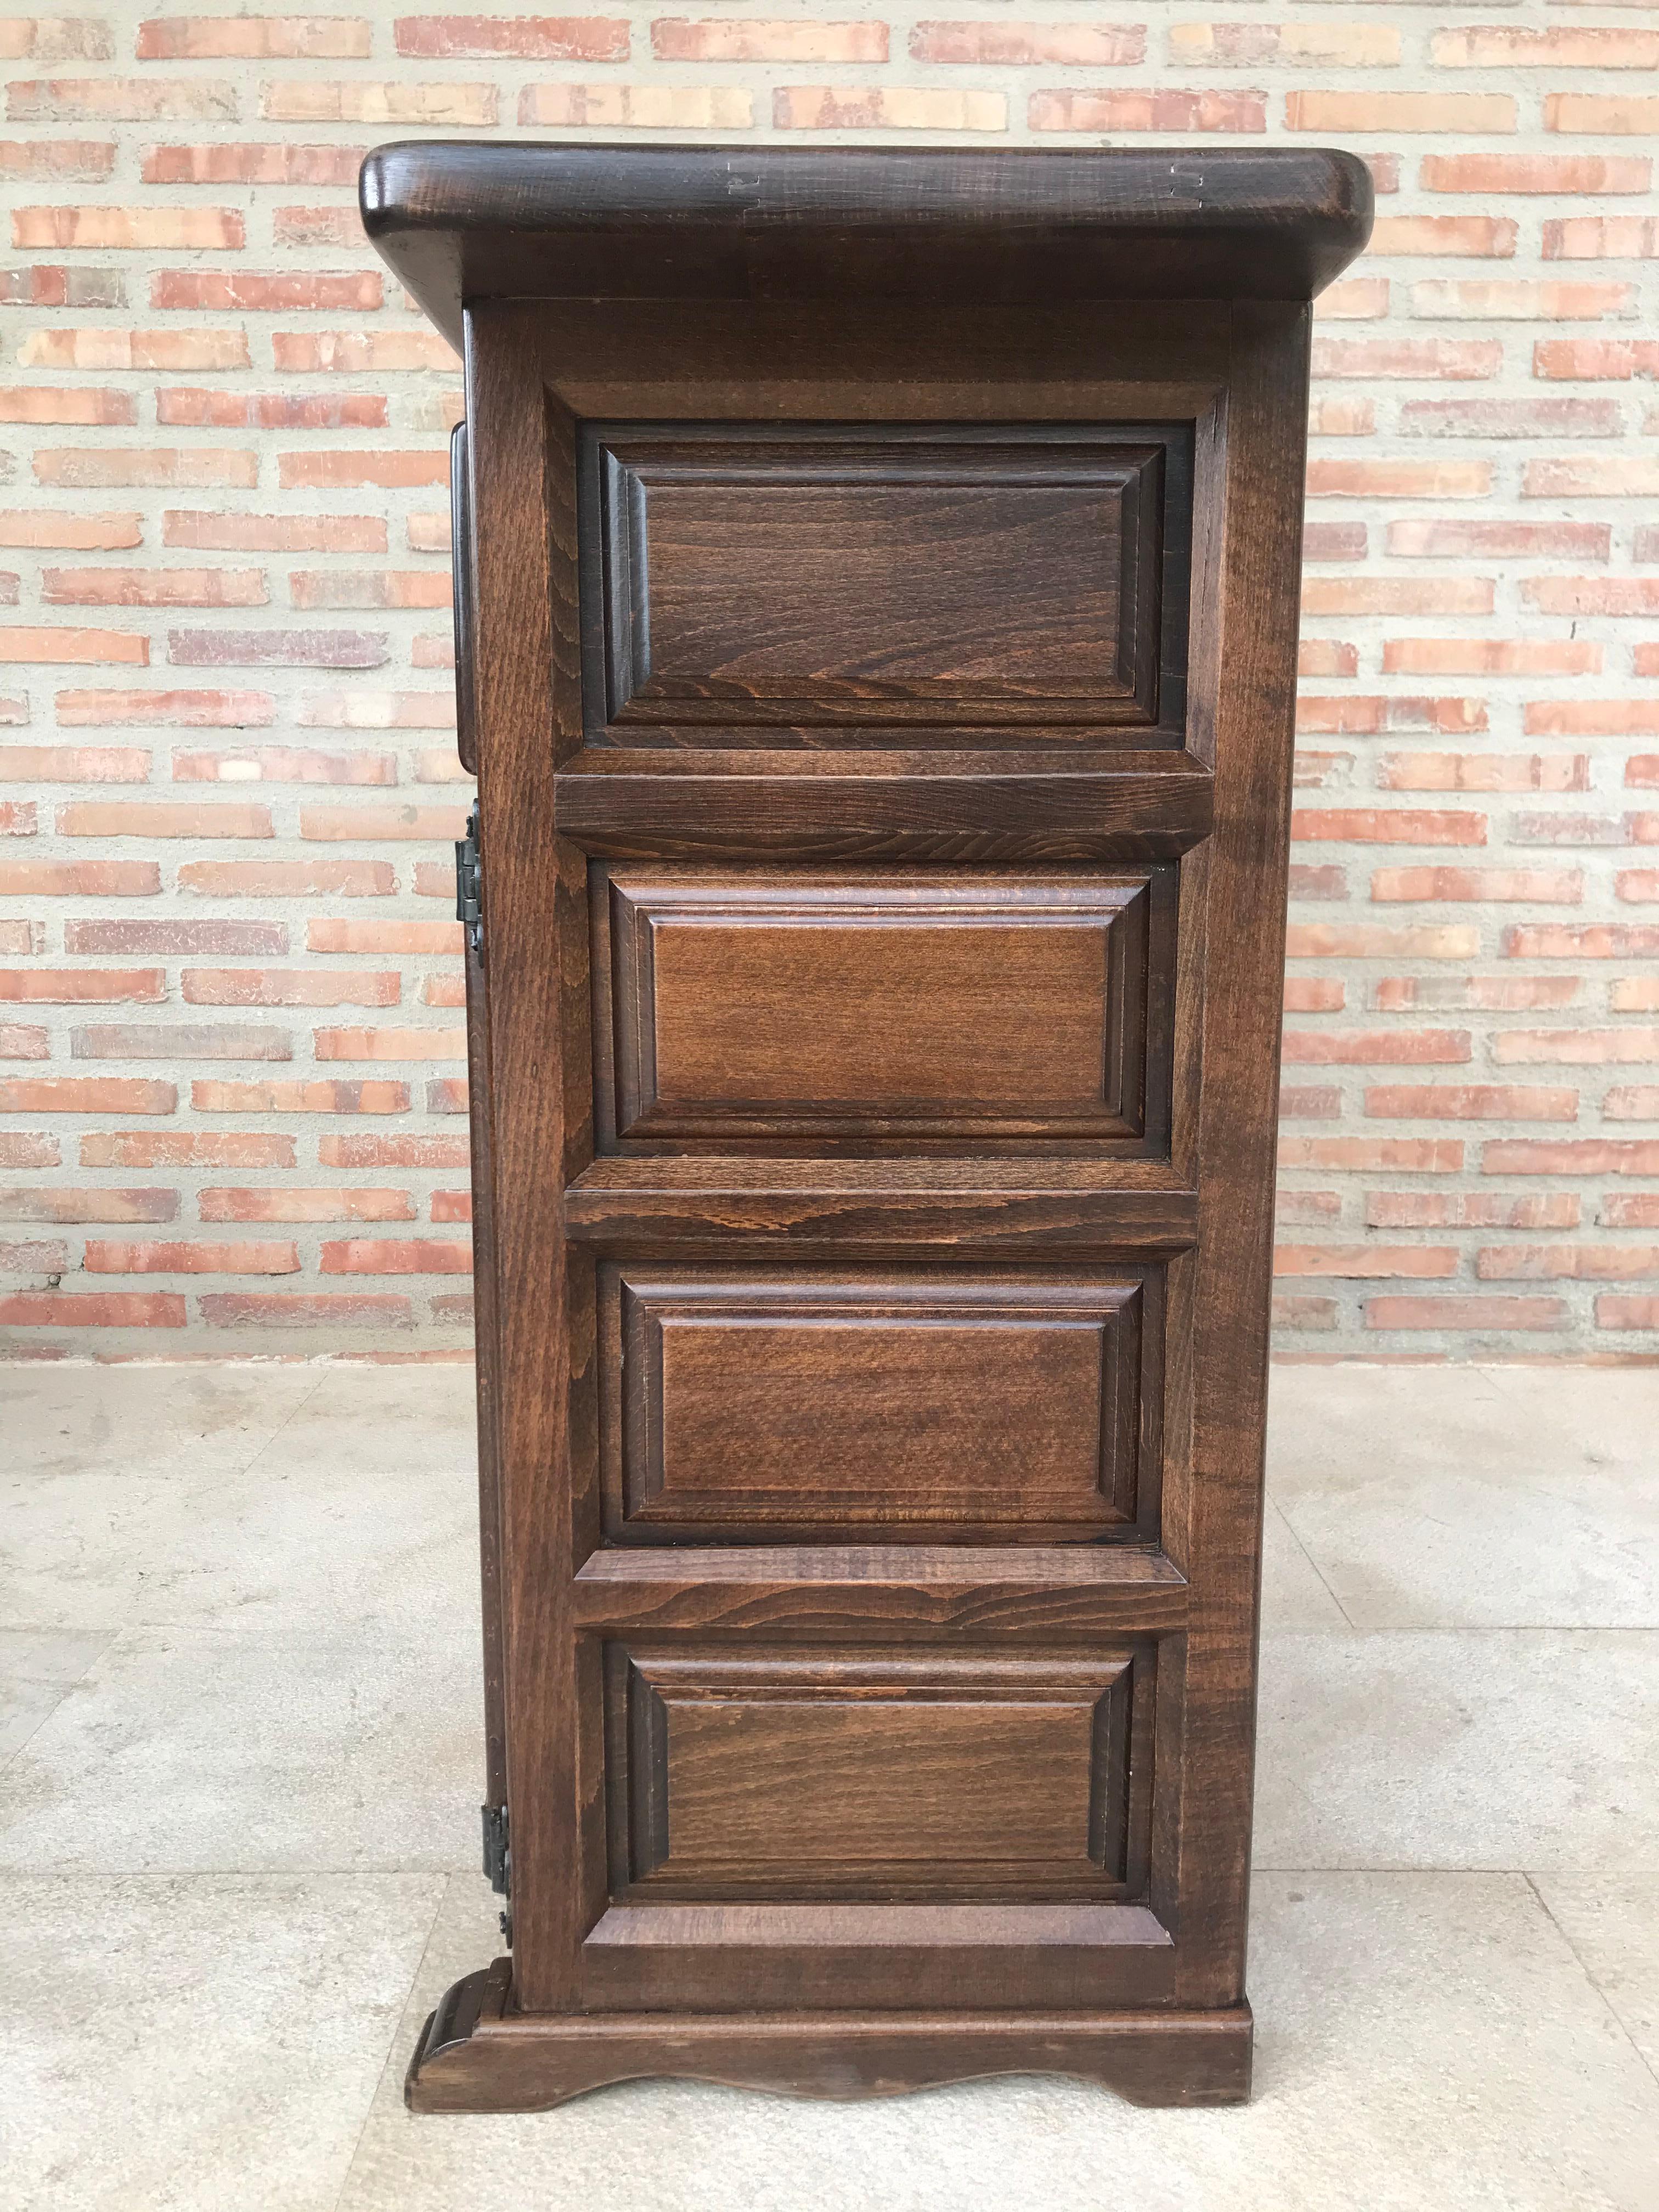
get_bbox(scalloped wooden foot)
[405,1962,1252,2113]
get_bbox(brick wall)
[1,4,1656,1359]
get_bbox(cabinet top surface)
[360,140,1373,347]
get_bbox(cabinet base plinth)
[405,1961,1252,2113]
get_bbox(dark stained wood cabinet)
[361,142,1372,2112]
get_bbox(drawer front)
[599,1263,1162,1543]
[580,425,1191,739]
[604,1644,1154,1901]
[595,865,1170,1147]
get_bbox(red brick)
[1030,89,1263,134]
[1423,154,1651,196]
[1369,216,1516,259]
[261,83,498,127]
[1484,1141,1659,1177]
[0,1025,47,1058]
[1272,1295,1338,1331]
[1294,808,1485,845]
[431,1190,471,1222]
[1307,459,1491,499]
[81,1131,295,1166]
[273,331,458,374]
[1312,336,1502,381]
[33,443,255,482]
[1533,338,1659,382]
[1493,1028,1659,1066]
[1288,865,1347,901]
[278,451,449,491]
[1,625,147,664]
[66,919,285,955]
[0,1290,185,1325]
[200,1187,415,1222]
[0,1186,176,1222]
[1275,1246,1458,1279]
[1477,1246,1659,1283]
[1364,1296,1567,1331]
[1299,642,1358,679]
[0,859,159,895]
[307,919,461,955]
[1523,578,1659,619]
[86,1238,299,1274]
[299,803,466,842]
[1378,753,1588,794]
[57,692,273,728]
[1383,639,1601,678]
[164,512,386,553]
[1386,518,1609,559]
[1286,925,1479,960]
[420,974,465,1009]
[182,968,400,1007]
[199,1290,413,1328]
[319,1134,470,1168]
[1289,92,1516,134]
[178,860,394,898]
[1367,1193,1579,1231]
[911,21,1140,65]
[0,1075,174,1113]
[72,1021,287,1062]
[167,630,387,669]
[0,386,136,426]
[172,746,396,783]
[1371,867,1581,903]
[59,801,270,837]
[1504,925,1659,960]
[151,271,383,313]
[1176,22,1396,67]
[320,1237,470,1274]
[314,1026,465,1062]
[0,1133,59,1167]
[7,82,238,124]
[0,968,163,1002]
[1282,1030,1471,1066]
[138,16,373,59]
[192,1079,408,1113]
[1365,1085,1578,1121]
[397,14,627,57]
[1304,579,1495,617]
[142,144,366,187]
[1598,1296,1659,1331]
[425,1078,469,1114]
[14,205,243,250]
[0,799,36,834]
[156,391,388,431]
[1,743,149,785]
[0,139,117,180]
[1547,95,1659,136]
[1545,217,1659,263]
[1374,977,1578,1013]
[0,510,142,549]
[1604,1197,1659,1229]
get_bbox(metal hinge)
[455,805,482,951]
[482,1802,510,1897]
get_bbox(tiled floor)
[3,1361,1657,2211]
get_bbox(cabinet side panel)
[1176,302,1312,2005]
[468,309,588,2011]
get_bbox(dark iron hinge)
[482,1801,510,1897]
[455,805,482,951]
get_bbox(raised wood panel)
[605,1646,1152,1901]
[596,866,1169,1149]
[579,425,1192,742]
[600,1265,1163,1544]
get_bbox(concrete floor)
[3,1361,1658,2212]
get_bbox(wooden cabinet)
[361,142,1372,2112]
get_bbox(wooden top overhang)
[360,142,1374,350]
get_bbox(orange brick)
[658,18,887,61]
[1304,579,1495,617]
[1173,22,1396,66]
[0,858,159,895]
[1598,1295,1659,1331]
[22,331,250,370]
[0,968,163,1002]
[1288,92,1516,134]
[1545,218,1659,263]
[260,82,498,126]
[182,968,399,1007]
[1283,1030,1471,1065]
[313,1025,466,1062]
[0,743,150,778]
[1294,808,1485,845]
[1369,216,1517,259]
[59,691,274,729]
[1547,94,1659,136]
[519,83,752,127]
[0,388,136,426]
[172,745,394,782]
[82,1132,294,1166]
[1484,1141,1659,1177]
[0,510,142,549]
[1493,1028,1659,1066]
[1383,639,1600,678]
[1307,459,1490,498]
[178,859,394,897]
[1435,27,1659,68]
[1312,336,1502,379]
[12,206,242,250]
[43,568,266,608]
[0,1186,176,1221]
[58,801,270,837]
